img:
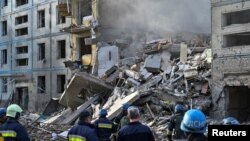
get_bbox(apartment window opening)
[37,76,46,94]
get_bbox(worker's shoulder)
[120,122,151,132]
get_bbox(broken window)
[1,78,7,93]
[57,40,66,59]
[37,76,46,94]
[57,75,66,93]
[2,21,7,36]
[223,32,250,47]
[16,46,28,54]
[15,15,28,25]
[38,43,45,61]
[16,27,28,36]
[222,9,250,27]
[16,58,28,66]
[16,0,28,7]
[3,0,8,7]
[57,6,66,24]
[1,49,7,65]
[37,10,45,28]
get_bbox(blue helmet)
[122,103,130,111]
[99,109,108,117]
[181,109,207,133]
[222,117,240,125]
[0,108,6,118]
[175,104,184,113]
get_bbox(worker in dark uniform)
[0,108,7,127]
[119,103,130,129]
[222,117,240,125]
[111,103,130,141]
[0,104,30,141]
[167,104,185,141]
[117,106,155,141]
[94,109,116,141]
[68,110,99,141]
[0,108,7,141]
[180,109,207,141]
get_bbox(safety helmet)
[99,109,107,117]
[122,103,130,111]
[175,104,184,113]
[6,104,23,118]
[222,117,240,125]
[181,109,207,133]
[0,108,6,118]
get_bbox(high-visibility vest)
[98,123,113,129]
[68,135,86,141]
[0,130,17,138]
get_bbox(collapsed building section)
[211,0,250,122]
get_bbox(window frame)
[37,10,45,28]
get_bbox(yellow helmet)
[6,104,23,118]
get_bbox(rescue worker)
[111,103,130,141]
[119,103,130,128]
[0,104,30,141]
[0,108,7,127]
[222,117,240,125]
[94,109,116,141]
[117,106,155,141]
[180,109,207,141]
[0,108,6,141]
[67,110,99,141]
[167,104,185,141]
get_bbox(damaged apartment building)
[59,0,148,76]
[211,0,250,122]
[0,0,72,112]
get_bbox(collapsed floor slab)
[59,72,113,109]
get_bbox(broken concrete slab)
[140,75,162,90]
[126,78,141,87]
[140,69,153,81]
[103,91,140,120]
[59,72,113,109]
[183,69,198,78]
[144,55,161,73]
[124,69,140,80]
[45,96,99,124]
[180,43,188,64]
[97,45,119,77]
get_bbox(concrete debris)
[180,43,188,64]
[59,72,113,109]
[24,39,215,140]
[144,54,161,73]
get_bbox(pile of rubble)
[23,37,212,140]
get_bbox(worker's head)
[122,103,130,115]
[6,104,23,120]
[122,103,130,111]
[180,109,207,134]
[99,109,107,117]
[0,108,7,123]
[222,117,240,125]
[127,106,140,122]
[174,104,184,114]
[79,110,91,123]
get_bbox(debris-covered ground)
[22,36,215,140]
